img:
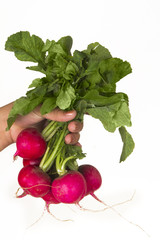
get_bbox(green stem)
[59,156,75,175]
[42,120,54,136]
[45,126,59,141]
[40,124,67,172]
[56,153,61,175]
[42,121,57,140]
[67,160,78,171]
[39,138,52,168]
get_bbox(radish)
[18,165,51,198]
[78,164,102,201]
[23,158,42,167]
[42,190,60,210]
[42,190,74,222]
[51,171,87,204]
[42,190,60,217]
[14,128,46,159]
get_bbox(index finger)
[33,106,77,122]
[44,108,77,122]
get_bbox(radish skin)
[78,164,102,195]
[51,171,87,204]
[14,128,46,159]
[18,165,51,198]
[42,190,60,212]
[23,158,42,167]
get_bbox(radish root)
[26,206,46,230]
[45,204,74,222]
[77,191,150,238]
[15,187,27,198]
[26,204,73,230]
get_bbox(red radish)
[18,165,51,198]
[78,164,102,201]
[42,190,74,222]
[42,190,60,211]
[14,128,46,159]
[23,158,42,167]
[51,171,87,204]
[42,190,60,205]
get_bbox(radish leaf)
[87,101,131,132]
[99,58,132,84]
[40,97,57,115]
[56,84,76,110]
[119,127,135,162]
[5,31,135,162]
[5,31,45,69]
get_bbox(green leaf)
[56,84,76,110]
[99,58,132,84]
[86,42,112,60]
[82,43,112,87]
[42,39,55,52]
[87,100,132,132]
[87,107,116,132]
[40,97,57,115]
[26,84,48,99]
[65,145,86,159]
[113,101,132,127]
[99,83,116,93]
[49,43,66,56]
[7,96,43,129]
[94,44,112,59]
[83,89,128,107]
[72,50,87,68]
[55,54,68,70]
[119,126,135,162]
[28,78,43,88]
[48,83,61,96]
[57,36,73,55]
[85,71,102,87]
[26,65,46,74]
[63,61,79,80]
[74,100,87,121]
[83,42,100,54]
[46,42,67,66]
[5,31,46,69]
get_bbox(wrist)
[0,130,13,151]
[0,103,14,151]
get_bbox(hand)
[0,103,83,151]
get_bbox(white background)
[0,0,160,239]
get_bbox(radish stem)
[40,124,67,172]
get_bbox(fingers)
[34,106,77,122]
[33,106,83,145]
[65,121,83,145]
[65,133,80,145]
[44,109,83,145]
[67,121,83,133]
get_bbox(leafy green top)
[5,31,135,162]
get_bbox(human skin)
[0,102,83,151]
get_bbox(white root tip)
[15,188,27,198]
[13,151,19,161]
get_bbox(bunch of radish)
[15,127,102,213]
[13,127,150,238]
[5,31,135,221]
